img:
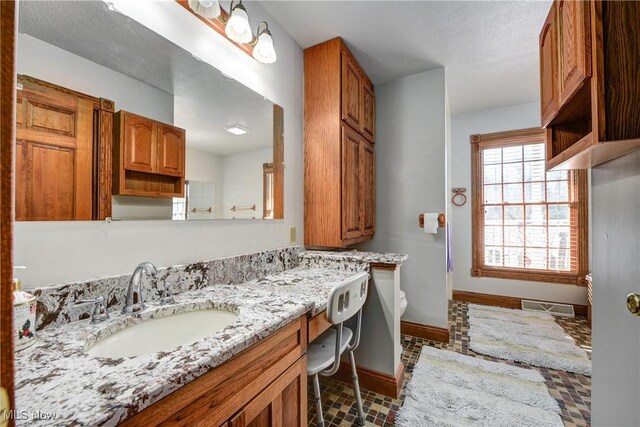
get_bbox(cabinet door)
[123,113,156,173]
[341,50,362,131]
[558,0,591,103]
[361,140,375,236]
[342,125,362,241]
[540,3,559,125]
[157,124,185,177]
[229,357,306,427]
[361,81,375,142]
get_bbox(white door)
[591,151,640,426]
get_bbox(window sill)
[471,267,586,286]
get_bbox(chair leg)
[348,351,366,426]
[312,373,325,427]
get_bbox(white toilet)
[399,290,407,317]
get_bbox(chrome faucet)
[122,262,157,314]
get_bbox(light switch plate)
[289,226,296,244]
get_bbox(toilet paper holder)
[418,213,446,229]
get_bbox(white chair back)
[326,271,369,325]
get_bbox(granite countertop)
[238,267,364,317]
[301,249,409,266]
[14,266,359,426]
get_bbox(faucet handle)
[76,295,110,324]
[159,281,176,305]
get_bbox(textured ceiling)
[260,0,551,114]
[18,0,273,156]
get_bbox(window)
[263,163,274,219]
[471,128,588,286]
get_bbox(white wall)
[15,0,304,288]
[222,148,272,219]
[450,102,587,305]
[357,68,449,329]
[17,33,173,123]
[591,150,640,426]
[186,148,224,218]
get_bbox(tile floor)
[307,300,591,426]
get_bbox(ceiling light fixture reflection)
[187,0,276,64]
[187,0,221,19]
[225,124,249,135]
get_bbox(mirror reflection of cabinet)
[113,111,186,198]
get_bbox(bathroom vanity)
[14,247,406,426]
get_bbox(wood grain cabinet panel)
[157,124,185,177]
[362,140,375,236]
[341,51,362,131]
[361,82,376,142]
[558,0,591,104]
[304,37,376,247]
[229,357,306,427]
[114,111,185,198]
[123,113,156,173]
[28,144,75,221]
[540,3,559,126]
[342,125,362,240]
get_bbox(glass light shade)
[253,32,276,64]
[187,0,221,19]
[225,6,252,44]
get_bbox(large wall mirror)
[16,0,283,221]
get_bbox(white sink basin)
[87,309,238,359]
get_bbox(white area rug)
[396,346,562,427]
[467,304,591,376]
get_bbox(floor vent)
[521,300,575,317]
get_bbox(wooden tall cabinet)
[304,37,376,247]
[113,111,186,197]
[539,0,640,170]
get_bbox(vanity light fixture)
[252,22,277,64]
[225,124,249,135]
[186,0,277,64]
[187,0,221,19]
[225,0,252,44]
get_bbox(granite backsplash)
[31,246,301,331]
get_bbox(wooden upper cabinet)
[305,38,376,247]
[123,113,156,173]
[341,50,362,131]
[342,125,362,240]
[114,111,186,197]
[361,81,376,142]
[157,124,185,177]
[540,3,559,126]
[362,139,375,235]
[540,1,640,171]
[558,0,591,104]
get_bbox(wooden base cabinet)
[122,317,307,427]
[540,0,640,170]
[304,38,376,247]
